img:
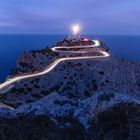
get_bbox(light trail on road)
[0,40,110,92]
[51,40,100,52]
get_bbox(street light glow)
[72,24,80,35]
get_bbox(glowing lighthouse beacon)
[70,24,81,38]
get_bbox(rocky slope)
[0,38,140,140]
[2,55,140,107]
[0,92,140,140]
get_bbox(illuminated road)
[51,40,100,53]
[0,40,110,92]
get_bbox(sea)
[0,34,140,82]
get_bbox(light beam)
[71,24,80,36]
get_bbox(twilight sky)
[0,0,139,34]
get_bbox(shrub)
[17,88,25,93]
[30,80,34,84]
[10,88,25,93]
[27,88,33,92]
[10,88,17,93]
[34,85,40,89]
[0,115,88,140]
[105,80,110,83]
[32,94,42,99]
[49,85,60,92]
[40,90,49,95]
[24,84,28,87]
[68,93,80,98]
[99,71,105,75]
[26,99,34,103]
[45,48,52,53]
[92,102,140,140]
[0,94,6,101]
[19,62,28,67]
[15,102,22,107]
[92,80,98,91]
[1,101,17,108]
[84,90,91,97]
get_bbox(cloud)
[0,20,15,27]
[0,0,139,34]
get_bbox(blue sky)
[0,0,139,34]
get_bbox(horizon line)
[0,34,140,36]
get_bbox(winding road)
[0,40,110,92]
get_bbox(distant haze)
[0,0,139,34]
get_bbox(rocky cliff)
[0,39,140,140]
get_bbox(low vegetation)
[92,80,98,91]
[0,115,87,140]
[92,102,140,140]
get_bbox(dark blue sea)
[0,35,140,82]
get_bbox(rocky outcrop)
[0,39,140,139]
[0,92,139,129]
[11,48,59,76]
[56,38,95,46]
